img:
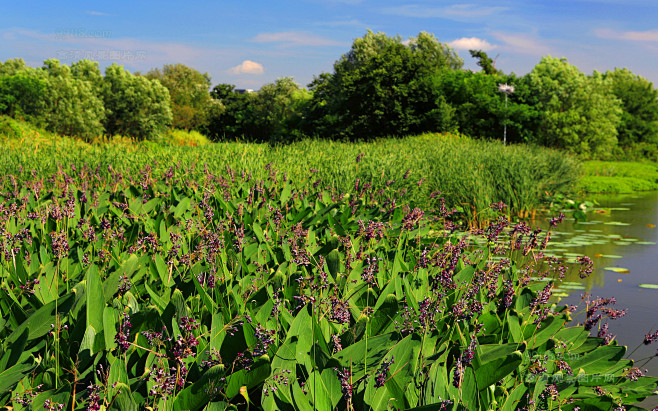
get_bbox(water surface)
[546,191,658,405]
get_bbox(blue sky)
[2,1,657,89]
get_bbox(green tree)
[604,68,658,147]
[205,84,251,139]
[144,64,212,130]
[309,30,463,139]
[469,50,500,75]
[430,71,539,143]
[40,59,105,138]
[0,58,27,76]
[244,77,311,142]
[71,59,104,90]
[526,56,621,157]
[103,63,172,140]
[0,69,48,120]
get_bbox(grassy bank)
[579,160,658,193]
[0,116,579,220]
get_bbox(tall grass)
[0,116,580,218]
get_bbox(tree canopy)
[526,56,621,157]
[308,31,463,139]
[1,30,657,159]
[144,64,212,130]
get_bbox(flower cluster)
[114,313,132,352]
[375,356,395,387]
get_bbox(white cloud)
[491,32,552,56]
[448,37,496,51]
[228,60,264,75]
[317,19,367,28]
[595,28,658,42]
[85,10,114,16]
[251,31,344,47]
[0,28,223,70]
[381,4,507,20]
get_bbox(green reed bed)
[579,161,658,193]
[0,118,580,220]
[0,157,655,410]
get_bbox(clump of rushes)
[0,159,654,410]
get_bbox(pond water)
[544,190,658,405]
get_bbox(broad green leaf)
[5,293,75,345]
[86,264,105,332]
[173,364,226,410]
[0,327,28,371]
[475,351,523,389]
[331,332,401,381]
[477,342,524,366]
[173,196,191,219]
[225,355,271,399]
[306,369,341,411]
[109,382,138,411]
[103,306,117,351]
[569,344,626,374]
[501,384,528,411]
[0,359,35,392]
[154,253,172,287]
[367,294,398,337]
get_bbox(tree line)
[1,30,657,159]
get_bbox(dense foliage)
[0,116,580,220]
[144,64,213,131]
[525,57,622,157]
[0,153,655,410]
[3,31,658,158]
[304,31,463,139]
[0,59,172,140]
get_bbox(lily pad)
[604,267,630,274]
[560,284,586,290]
[638,284,658,289]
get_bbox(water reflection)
[545,191,658,406]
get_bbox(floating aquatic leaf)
[530,277,551,282]
[601,254,623,259]
[636,241,656,245]
[604,267,630,274]
[553,292,569,298]
[560,284,586,290]
[638,284,658,289]
[604,221,631,226]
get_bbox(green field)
[0,116,580,221]
[579,160,658,193]
[0,116,656,410]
